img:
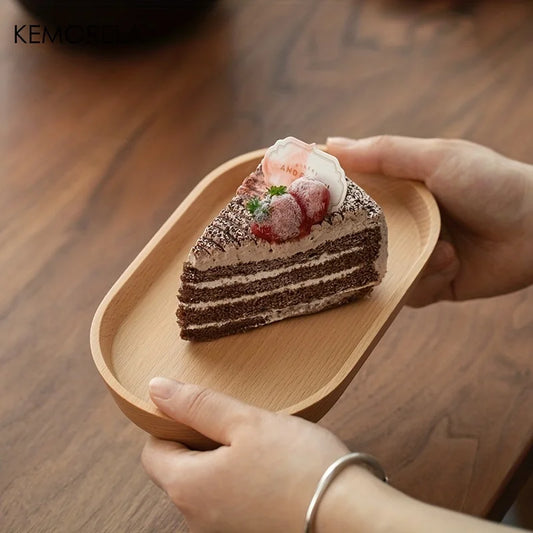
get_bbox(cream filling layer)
[181,264,365,310]
[190,246,363,289]
[184,282,376,330]
[191,216,383,270]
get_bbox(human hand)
[141,378,517,533]
[327,136,533,306]
[141,377,378,533]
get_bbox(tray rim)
[90,148,441,428]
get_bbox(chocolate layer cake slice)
[177,137,387,341]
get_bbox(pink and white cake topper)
[261,136,348,212]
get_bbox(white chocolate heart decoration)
[261,137,348,212]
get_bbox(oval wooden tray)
[90,148,440,449]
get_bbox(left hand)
[327,135,533,305]
[141,377,350,533]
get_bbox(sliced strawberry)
[288,177,330,228]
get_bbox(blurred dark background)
[17,0,217,43]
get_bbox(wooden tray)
[90,148,440,449]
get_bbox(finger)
[141,436,190,492]
[406,271,455,307]
[326,135,450,181]
[406,241,460,307]
[422,240,458,277]
[148,378,261,445]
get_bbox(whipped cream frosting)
[189,176,385,271]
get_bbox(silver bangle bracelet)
[304,452,389,533]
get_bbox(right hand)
[141,378,370,533]
[327,136,533,306]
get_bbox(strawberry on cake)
[177,137,388,341]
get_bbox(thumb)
[326,135,447,182]
[149,377,261,445]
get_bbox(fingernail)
[326,136,359,148]
[149,377,182,399]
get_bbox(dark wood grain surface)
[1,0,532,531]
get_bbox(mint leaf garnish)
[246,197,262,215]
[267,185,287,197]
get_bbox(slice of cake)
[177,137,387,341]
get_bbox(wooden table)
[1,1,532,531]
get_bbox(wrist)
[311,463,517,533]
[314,465,398,533]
